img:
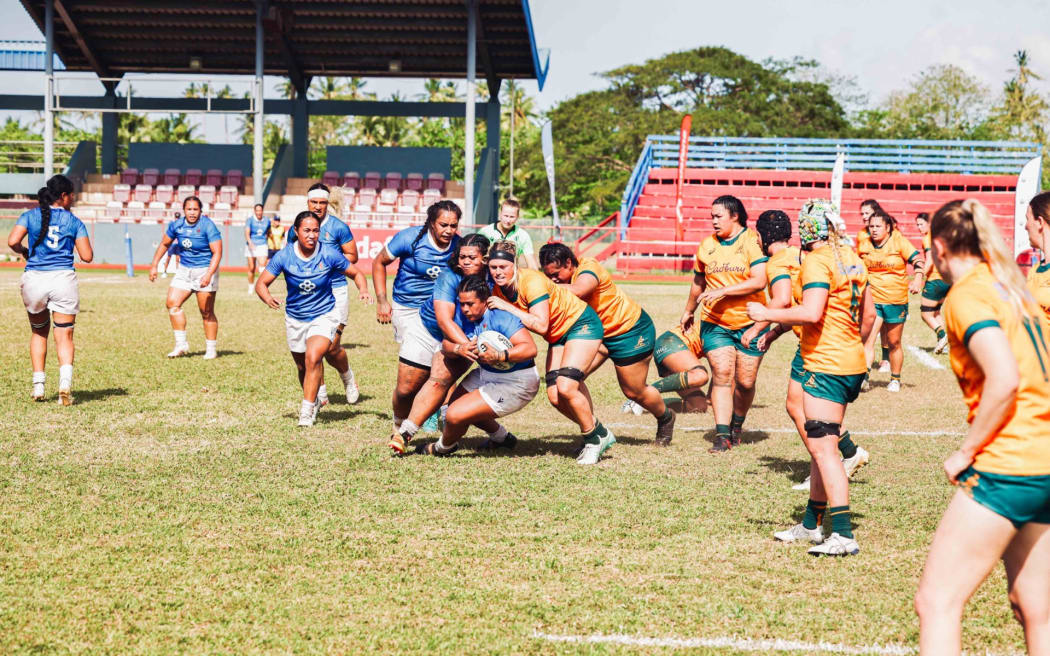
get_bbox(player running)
[256,211,362,427]
[752,207,869,492]
[539,243,676,445]
[387,233,490,454]
[288,183,370,405]
[859,199,891,372]
[747,199,875,556]
[486,240,614,465]
[244,203,270,291]
[915,199,1050,653]
[7,174,93,404]
[679,195,768,452]
[416,275,540,455]
[148,196,222,360]
[372,200,462,436]
[916,212,951,354]
[1024,192,1050,323]
[856,210,924,392]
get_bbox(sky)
[2,0,1049,141]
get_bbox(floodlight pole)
[44,0,54,180]
[253,0,264,204]
[463,0,476,227]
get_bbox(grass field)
[0,270,1028,655]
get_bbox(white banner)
[541,121,561,234]
[1015,156,1042,257]
[830,151,845,212]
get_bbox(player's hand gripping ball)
[477,330,514,370]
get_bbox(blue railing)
[648,136,1040,174]
[619,140,652,238]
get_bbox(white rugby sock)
[434,434,453,453]
[399,419,419,438]
[205,339,217,353]
[173,330,188,347]
[58,365,73,390]
[487,424,508,442]
[318,384,328,399]
[300,399,315,413]
[340,368,355,387]
[32,371,46,385]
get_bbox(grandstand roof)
[17,0,548,89]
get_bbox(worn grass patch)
[0,271,1023,654]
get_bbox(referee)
[476,198,538,269]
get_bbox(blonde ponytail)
[964,199,1033,318]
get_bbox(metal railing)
[0,140,77,173]
[648,136,1040,174]
[618,140,652,238]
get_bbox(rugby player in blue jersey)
[7,174,93,405]
[387,233,489,454]
[417,275,540,455]
[371,200,462,436]
[148,196,223,359]
[288,183,371,406]
[244,203,270,292]
[256,211,364,427]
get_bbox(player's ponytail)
[33,174,74,252]
[932,199,1033,318]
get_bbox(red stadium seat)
[155,185,174,205]
[378,188,398,206]
[322,170,340,188]
[133,184,152,203]
[142,168,160,186]
[105,200,123,220]
[363,171,381,190]
[112,184,131,204]
[226,169,243,189]
[421,188,441,208]
[426,173,445,192]
[163,168,181,186]
[126,200,145,219]
[357,188,377,207]
[384,172,402,191]
[405,173,424,192]
[197,185,217,205]
[204,169,223,187]
[120,168,139,186]
[185,169,202,186]
[398,190,419,212]
[176,185,195,205]
[212,202,232,221]
[146,201,166,220]
[343,172,360,189]
[219,185,238,205]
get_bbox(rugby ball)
[477,330,513,370]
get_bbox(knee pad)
[544,371,558,387]
[53,321,74,328]
[30,320,49,329]
[168,306,184,316]
[804,420,841,438]
[556,367,586,382]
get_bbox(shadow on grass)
[181,350,244,358]
[74,387,129,404]
[691,429,771,446]
[758,455,809,483]
[339,342,368,350]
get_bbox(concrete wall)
[127,144,252,173]
[325,146,450,178]
[86,221,249,269]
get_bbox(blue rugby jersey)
[17,207,88,271]
[457,308,533,373]
[265,244,350,322]
[386,226,459,308]
[165,215,222,268]
[288,214,354,288]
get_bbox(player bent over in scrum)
[417,275,540,455]
[256,211,364,427]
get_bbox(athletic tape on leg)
[556,367,586,382]
[804,420,840,438]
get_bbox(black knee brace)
[53,321,75,328]
[557,367,586,382]
[544,371,558,387]
[30,319,49,329]
[804,420,841,438]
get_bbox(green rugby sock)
[936,327,946,340]
[715,424,730,437]
[881,346,889,362]
[837,431,858,459]
[891,373,901,382]
[652,371,689,393]
[803,499,827,530]
[829,505,853,539]
[658,408,673,424]
[730,413,746,431]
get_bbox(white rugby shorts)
[332,285,349,325]
[285,308,342,353]
[460,366,540,417]
[171,265,219,293]
[245,243,268,260]
[393,304,441,367]
[20,269,79,315]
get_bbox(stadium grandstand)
[593,136,1042,273]
[0,0,549,268]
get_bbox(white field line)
[532,630,917,655]
[604,422,964,437]
[906,344,946,370]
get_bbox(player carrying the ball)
[417,275,540,455]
